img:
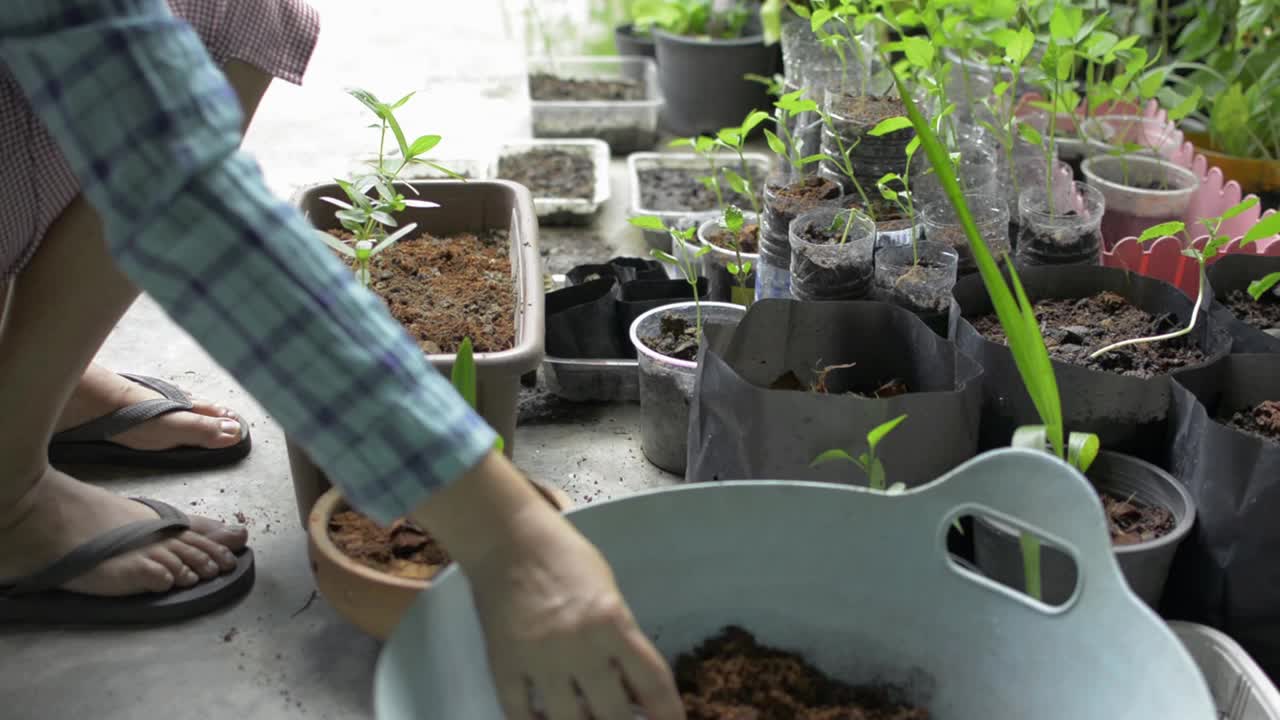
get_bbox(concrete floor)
[0,4,681,717]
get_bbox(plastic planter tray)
[497,139,611,226]
[1171,622,1280,720]
[286,180,544,527]
[626,151,771,252]
[375,449,1218,719]
[528,56,662,154]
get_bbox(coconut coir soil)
[971,291,1207,378]
[331,229,515,354]
[770,176,841,217]
[677,626,928,720]
[1223,289,1280,334]
[498,147,594,200]
[329,512,450,581]
[528,73,644,101]
[1224,400,1280,444]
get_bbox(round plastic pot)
[817,91,913,195]
[873,240,959,319]
[789,206,876,301]
[913,143,1001,212]
[698,214,759,305]
[973,450,1195,608]
[757,174,843,300]
[1205,254,1280,353]
[629,301,746,474]
[653,29,777,136]
[922,195,1010,275]
[1015,181,1106,267]
[1082,154,1199,247]
[953,264,1233,462]
[614,24,656,59]
[1082,115,1182,160]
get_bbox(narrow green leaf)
[741,110,771,136]
[1020,532,1043,601]
[1137,221,1186,243]
[1248,272,1280,300]
[1017,122,1044,147]
[1067,432,1101,473]
[695,245,713,257]
[320,196,354,211]
[764,128,787,156]
[723,169,750,196]
[811,448,857,467]
[1220,197,1260,222]
[371,222,419,254]
[408,134,442,158]
[1243,214,1280,246]
[451,338,478,408]
[668,137,695,148]
[866,414,908,454]
[868,116,914,137]
[316,231,356,257]
[629,215,668,232]
[650,249,678,263]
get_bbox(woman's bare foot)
[54,364,245,452]
[0,468,248,595]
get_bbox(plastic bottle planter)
[1206,255,1280,353]
[817,91,913,198]
[1083,155,1200,249]
[757,173,844,301]
[652,28,777,136]
[628,302,746,474]
[1082,115,1183,161]
[873,241,960,328]
[376,451,1219,720]
[780,20,867,90]
[1015,181,1106,267]
[913,142,1001,212]
[922,196,1011,276]
[973,451,1195,608]
[697,214,759,306]
[789,206,876,301]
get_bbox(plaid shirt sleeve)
[0,0,498,525]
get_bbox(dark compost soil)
[528,72,645,101]
[1223,400,1280,444]
[641,313,700,361]
[330,229,515,354]
[1223,289,1280,334]
[770,176,842,217]
[329,512,450,581]
[676,626,929,720]
[770,363,910,398]
[829,95,910,131]
[498,147,594,200]
[1102,493,1176,545]
[638,166,768,213]
[706,223,761,254]
[970,291,1207,378]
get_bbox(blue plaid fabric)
[0,0,497,524]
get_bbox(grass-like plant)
[812,414,909,493]
[451,337,503,452]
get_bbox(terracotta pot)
[307,482,572,641]
[1184,130,1280,199]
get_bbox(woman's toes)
[176,413,244,448]
[163,537,221,580]
[136,558,178,594]
[146,546,200,588]
[176,530,238,572]
[188,516,249,552]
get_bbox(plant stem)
[1089,262,1205,358]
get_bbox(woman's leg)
[0,61,271,596]
[49,61,274,454]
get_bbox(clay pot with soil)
[287,181,543,527]
[873,240,959,333]
[629,301,745,474]
[527,56,662,153]
[1206,254,1280,353]
[818,92,914,199]
[1165,353,1280,677]
[697,214,759,305]
[756,173,842,300]
[496,139,609,226]
[1082,154,1199,248]
[953,265,1232,463]
[973,450,1195,608]
[687,300,983,489]
[1014,181,1106,267]
[652,25,778,136]
[307,481,570,640]
[788,205,876,301]
[627,151,771,251]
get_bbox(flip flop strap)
[51,374,194,443]
[0,498,191,596]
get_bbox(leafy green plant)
[629,216,711,336]
[451,337,504,452]
[631,0,753,39]
[318,89,455,287]
[811,414,909,493]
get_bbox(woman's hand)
[412,451,684,720]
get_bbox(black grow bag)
[686,299,983,489]
[1162,353,1280,681]
[545,278,625,359]
[1205,254,1280,353]
[953,265,1232,464]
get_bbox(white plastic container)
[497,138,611,225]
[528,56,662,153]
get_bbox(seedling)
[318,89,456,287]
[668,134,726,212]
[764,89,829,176]
[630,216,711,337]
[451,337,504,452]
[719,205,756,306]
[811,414,909,493]
[1090,197,1265,359]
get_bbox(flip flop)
[0,498,255,625]
[48,373,252,469]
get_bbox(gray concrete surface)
[0,3,683,717]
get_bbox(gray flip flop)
[0,498,255,625]
[49,373,252,469]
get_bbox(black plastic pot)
[973,450,1195,608]
[1163,354,1280,679]
[789,206,876,301]
[953,265,1232,463]
[546,278,625,359]
[1205,254,1280,353]
[615,24,656,60]
[652,28,778,136]
[687,299,984,488]
[565,256,667,287]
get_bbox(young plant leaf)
[1243,214,1280,246]
[1137,221,1186,243]
[629,215,668,232]
[320,196,354,211]
[740,110,771,136]
[371,222,419,255]
[1017,122,1044,147]
[402,199,441,208]
[451,337,478,409]
[407,134,442,158]
[1067,432,1101,473]
[723,169,750,197]
[868,116,913,137]
[1248,273,1280,300]
[763,128,787,156]
[1220,197,1260,222]
[723,204,745,233]
[866,414,908,455]
[650,249,679,264]
[810,448,857,468]
[316,231,357,257]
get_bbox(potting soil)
[330,229,516,354]
[642,313,700,361]
[1223,400,1280,444]
[971,291,1207,378]
[329,511,450,581]
[1102,493,1176,544]
[770,365,910,398]
[1223,290,1280,335]
[497,147,594,200]
[637,166,767,213]
[676,626,929,720]
[706,223,760,254]
[528,72,644,101]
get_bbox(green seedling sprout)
[318,89,458,287]
[1243,213,1280,300]
[629,216,711,337]
[669,134,726,211]
[714,111,771,305]
[765,89,829,177]
[811,414,909,493]
[1091,197,1271,358]
[451,337,504,453]
[893,59,1099,602]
